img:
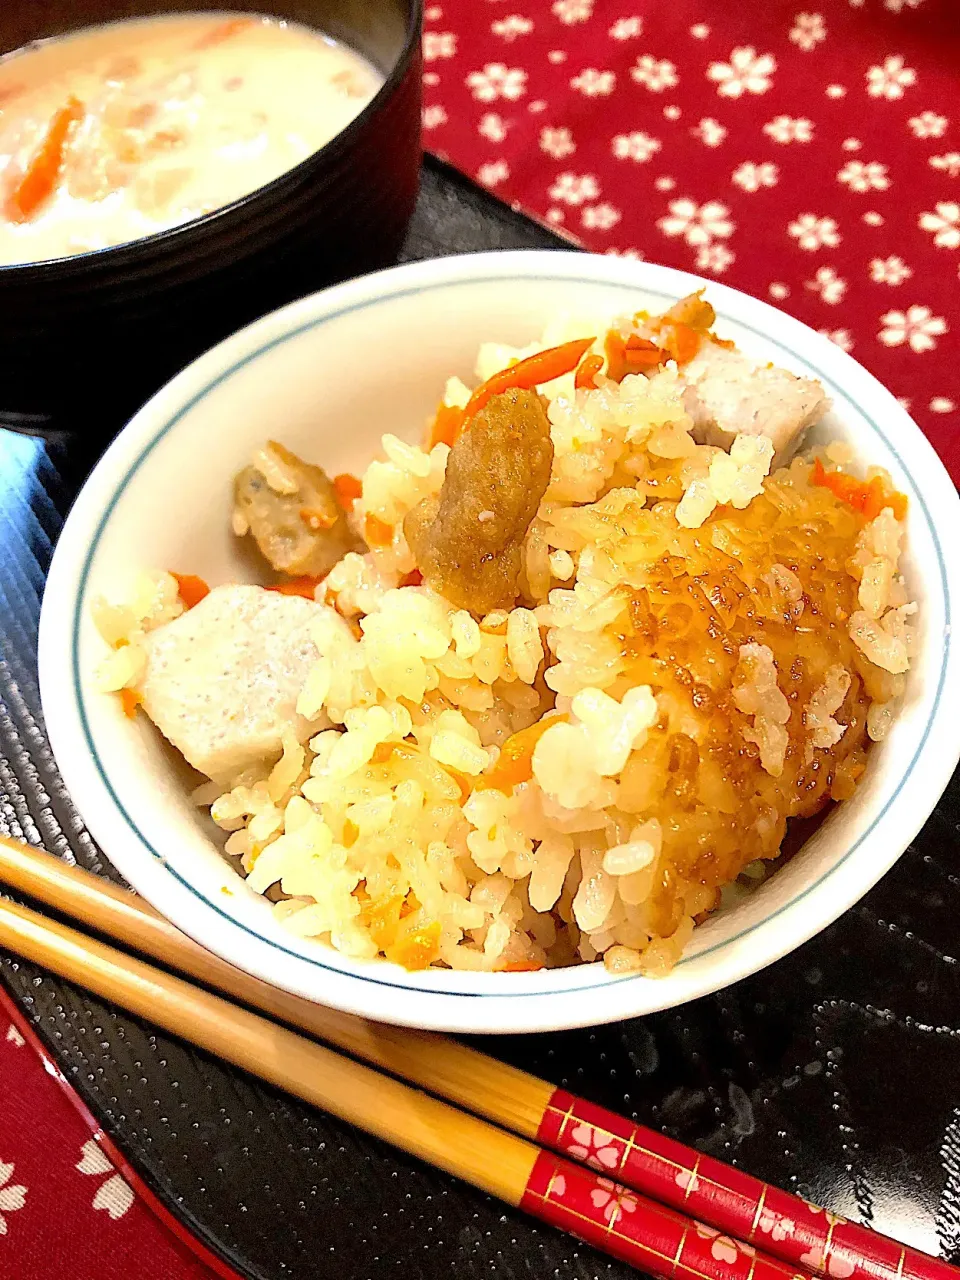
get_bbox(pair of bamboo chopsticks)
[0,835,953,1280]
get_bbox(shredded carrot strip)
[332,472,363,511]
[476,714,568,793]
[342,819,359,848]
[265,576,322,599]
[444,767,472,806]
[386,921,442,970]
[869,484,907,521]
[171,572,210,609]
[625,334,664,358]
[5,97,84,223]
[663,322,701,365]
[662,291,715,331]
[400,568,423,587]
[365,514,394,546]
[429,402,465,448]
[500,960,545,973]
[604,331,667,382]
[193,17,253,49]
[811,458,908,521]
[574,353,605,390]
[120,688,143,718]
[463,337,596,420]
[364,894,404,948]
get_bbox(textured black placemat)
[2,156,960,1280]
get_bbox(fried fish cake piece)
[234,441,362,579]
[404,388,553,615]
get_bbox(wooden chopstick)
[0,836,548,1134]
[0,836,953,1280]
[0,885,807,1280]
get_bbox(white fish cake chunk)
[681,340,829,466]
[139,585,344,779]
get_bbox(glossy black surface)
[2,159,960,1280]
[0,0,421,432]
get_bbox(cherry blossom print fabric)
[422,0,960,481]
[0,987,232,1280]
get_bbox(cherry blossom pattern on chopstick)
[537,1089,957,1280]
[521,1151,810,1280]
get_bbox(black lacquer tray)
[2,157,960,1280]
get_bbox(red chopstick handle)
[522,1149,811,1280]
[537,1090,958,1280]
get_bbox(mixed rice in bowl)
[90,289,916,979]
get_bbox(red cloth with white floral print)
[422,0,960,482]
[0,987,234,1280]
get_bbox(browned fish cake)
[234,440,362,578]
[404,388,553,614]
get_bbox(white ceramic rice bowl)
[38,250,960,1033]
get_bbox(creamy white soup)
[0,13,382,264]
